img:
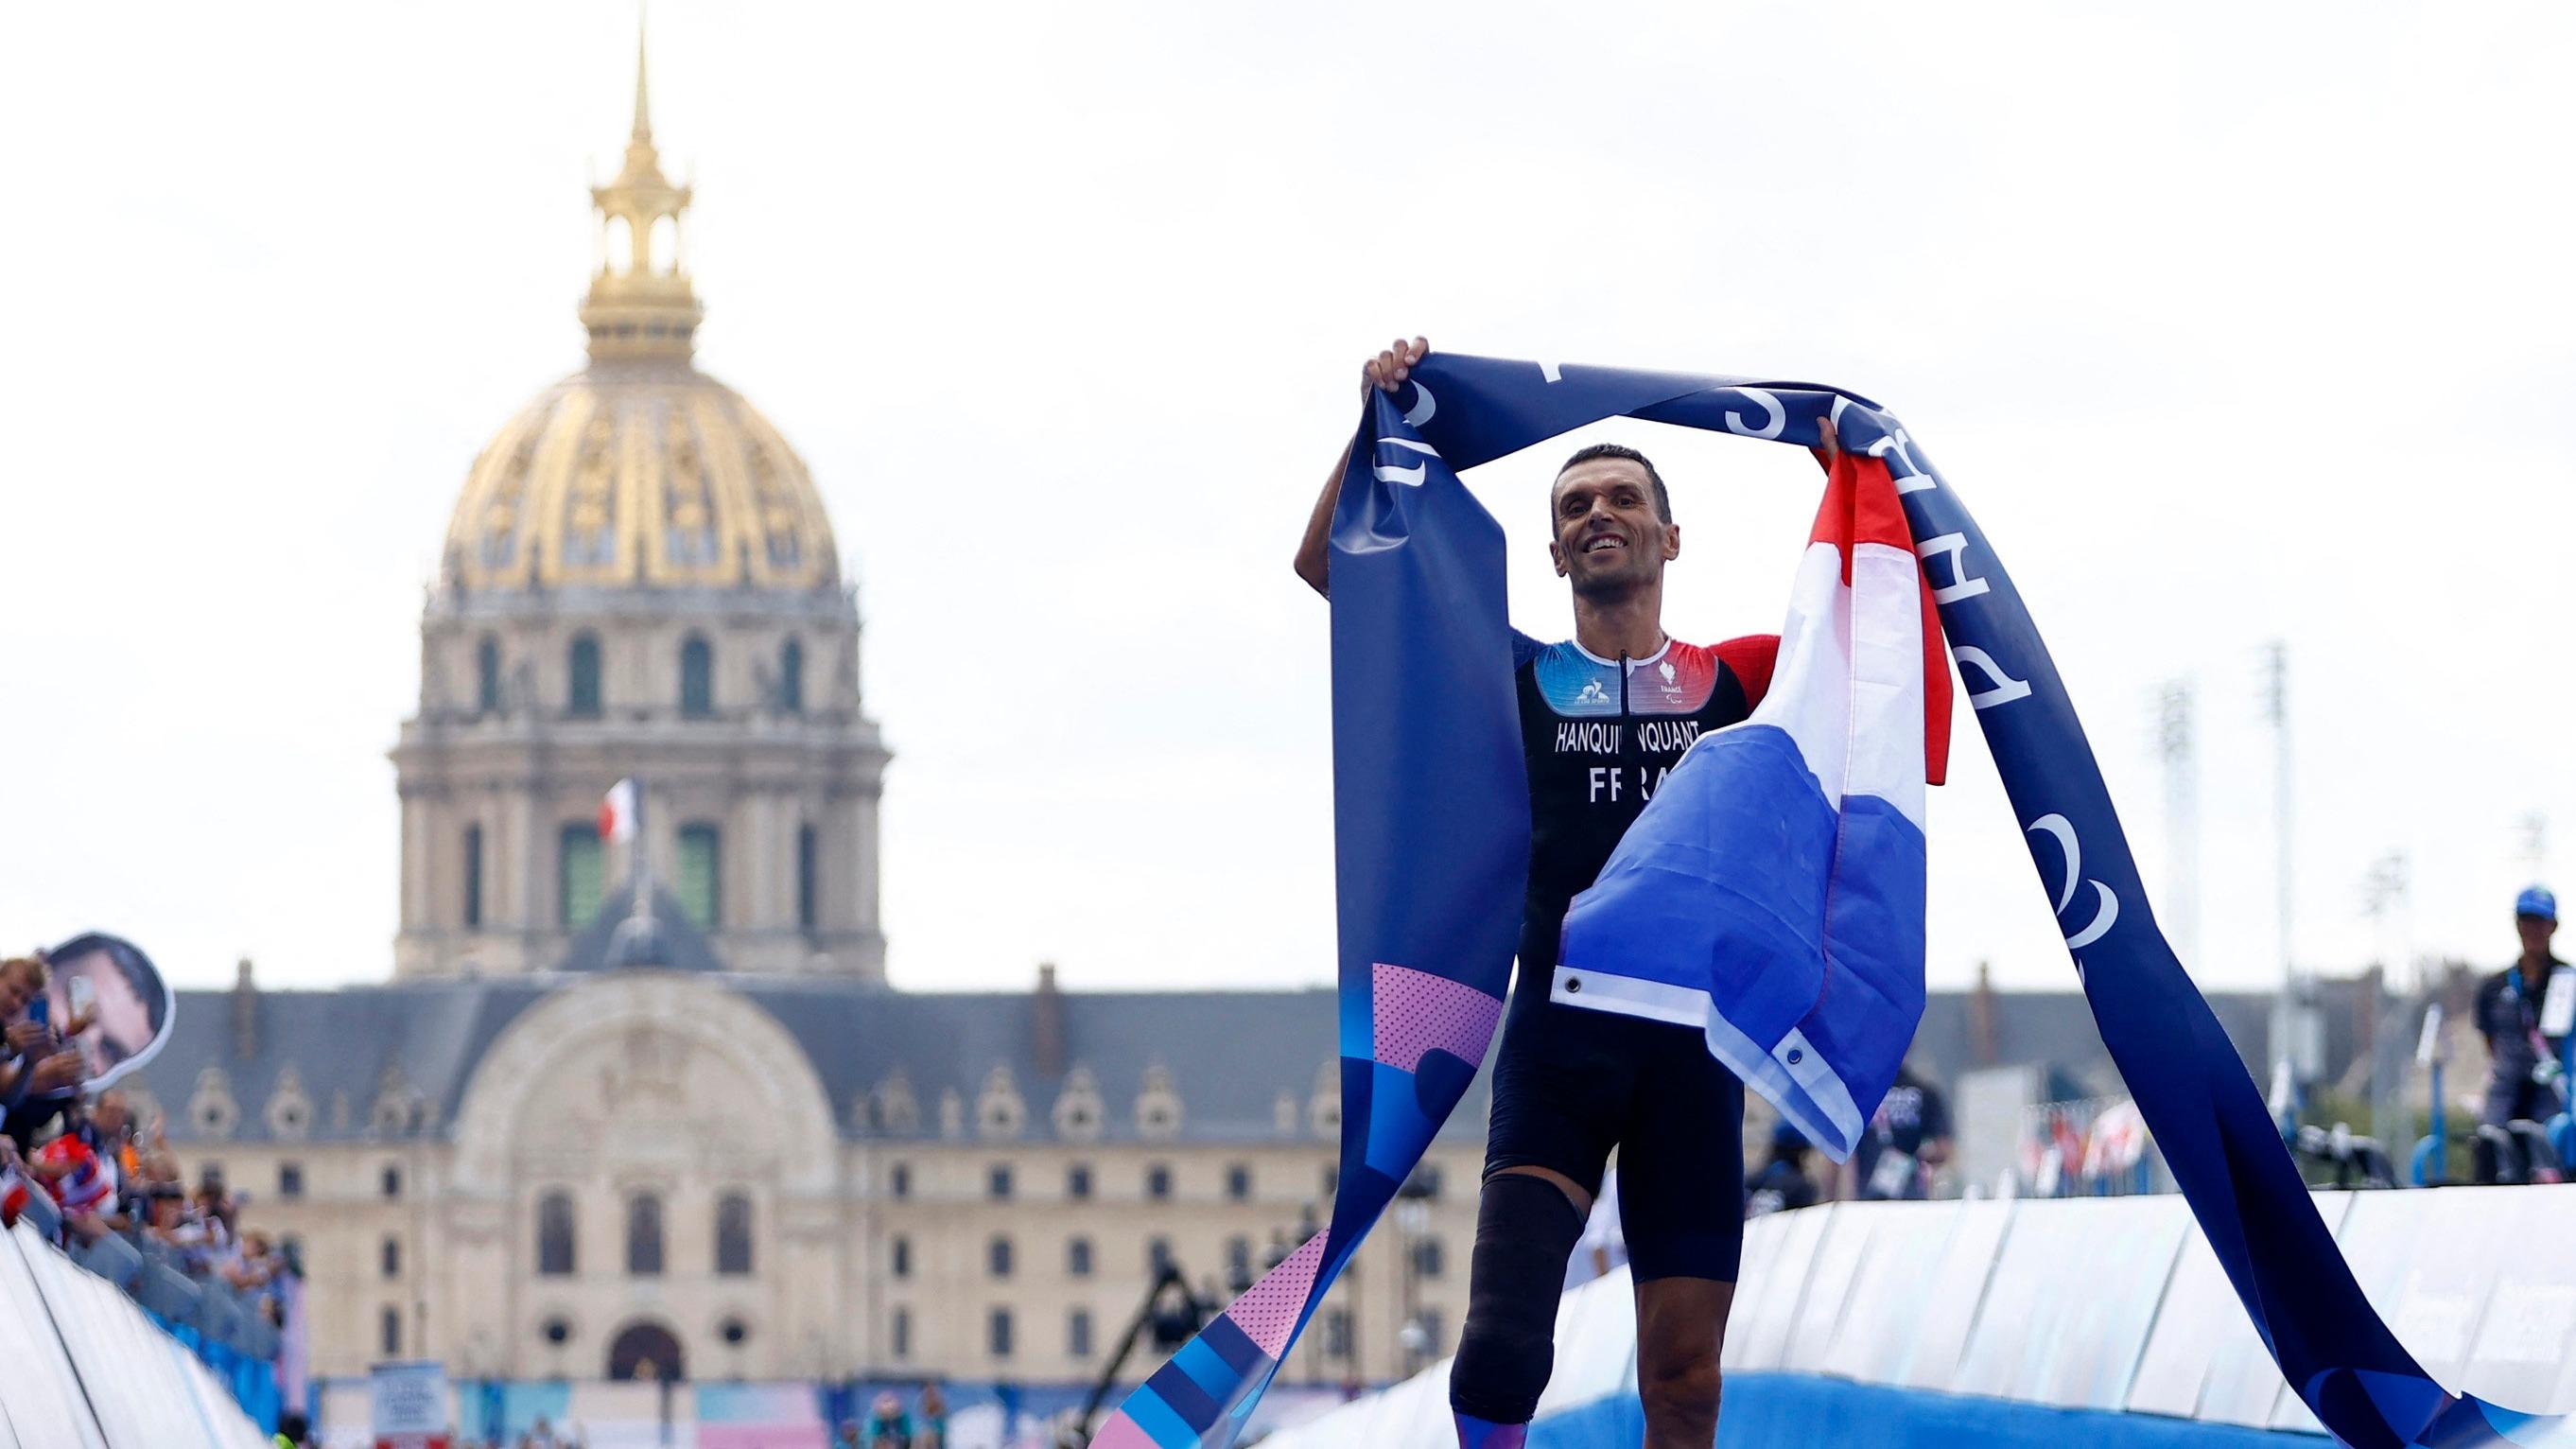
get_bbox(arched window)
[603,216,635,276]
[679,636,714,717]
[538,1191,576,1276]
[715,1192,754,1276]
[796,825,819,932]
[560,825,605,928]
[462,825,485,929]
[476,635,502,714]
[677,824,722,929]
[779,637,805,714]
[626,1193,664,1277]
[569,634,603,717]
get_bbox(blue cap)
[2515,885,2557,921]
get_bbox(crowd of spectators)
[839,1383,949,1448]
[0,951,294,1379]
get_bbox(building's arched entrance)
[606,1320,685,1382]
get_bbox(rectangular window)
[989,1236,1013,1279]
[559,826,604,928]
[1067,1164,1092,1200]
[381,1237,401,1279]
[891,1236,911,1279]
[1069,1308,1093,1358]
[988,1164,1013,1201]
[988,1308,1014,1359]
[1226,1163,1251,1201]
[462,825,485,929]
[891,1307,911,1360]
[381,1165,403,1199]
[1324,1309,1352,1359]
[1148,1237,1172,1277]
[381,1306,402,1358]
[1068,1237,1092,1277]
[889,1163,911,1199]
[796,825,819,932]
[277,1163,303,1199]
[1146,1164,1172,1201]
[677,824,722,929]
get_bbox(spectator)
[1854,1062,1954,1200]
[864,1391,913,1448]
[1745,1121,1822,1217]
[916,1382,947,1449]
[0,955,84,1143]
[835,1422,863,1449]
[2476,888,2568,1147]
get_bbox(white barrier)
[1258,1183,2576,1447]
[0,1222,270,1449]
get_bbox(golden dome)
[444,367,840,592]
[441,27,838,594]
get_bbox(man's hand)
[1364,337,1430,393]
[6,1020,49,1055]
[1297,337,1434,598]
[30,1051,82,1093]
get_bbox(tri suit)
[1483,631,1779,1283]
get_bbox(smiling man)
[1296,339,1778,1449]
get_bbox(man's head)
[1548,444,1679,599]
[2515,885,2557,958]
[0,956,46,1021]
[91,1091,127,1138]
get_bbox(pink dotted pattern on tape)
[1370,962,1505,1074]
[1222,1229,1327,1358]
[1088,1411,1160,1449]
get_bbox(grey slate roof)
[131,957,2292,1151]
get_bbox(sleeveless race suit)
[1484,631,1778,1282]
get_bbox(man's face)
[2518,913,2556,957]
[1549,458,1678,598]
[0,968,34,1021]
[93,1092,126,1136]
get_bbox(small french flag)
[600,777,640,845]
[1554,446,1951,1160]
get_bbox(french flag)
[600,777,640,844]
[1555,445,1951,1160]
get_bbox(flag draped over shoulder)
[1557,447,1950,1161]
[1087,355,2552,1449]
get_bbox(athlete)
[1296,338,1778,1449]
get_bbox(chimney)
[1970,960,1998,1068]
[232,957,258,1060]
[1032,962,1066,1079]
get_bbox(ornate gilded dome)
[441,33,839,595]
[445,368,839,593]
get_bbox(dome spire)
[631,12,653,143]
[581,11,702,365]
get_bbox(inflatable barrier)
[1260,1184,2576,1447]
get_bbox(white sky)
[2,2,2570,998]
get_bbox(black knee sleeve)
[1449,1173,1589,1425]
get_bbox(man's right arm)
[1294,337,1430,599]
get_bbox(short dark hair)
[1554,443,1673,524]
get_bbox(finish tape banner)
[1088,355,2555,1449]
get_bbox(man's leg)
[1451,1004,1625,1445]
[1635,1277,1735,1449]
[1617,1026,1748,1448]
[1451,1168,1591,1446]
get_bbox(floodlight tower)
[2156,679,2200,972]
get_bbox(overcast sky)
[3,2,2570,1000]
